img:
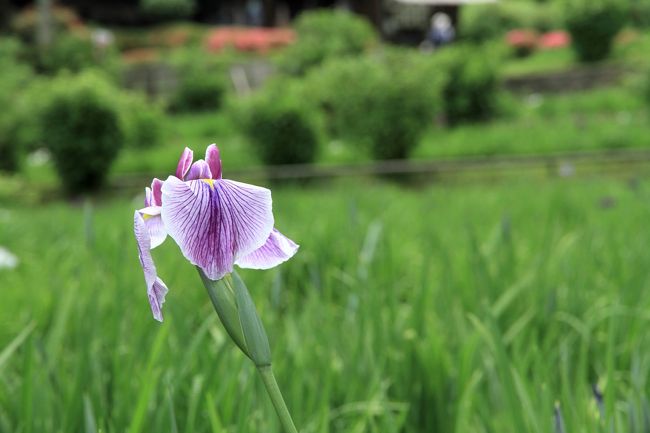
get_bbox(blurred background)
[2,0,650,432]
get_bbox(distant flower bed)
[205,27,295,53]
[506,29,539,57]
[505,29,571,56]
[539,31,571,49]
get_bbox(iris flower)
[134,144,299,321]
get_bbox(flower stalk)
[200,268,298,433]
[258,366,299,433]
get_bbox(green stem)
[257,366,298,433]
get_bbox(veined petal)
[206,144,222,180]
[151,178,163,206]
[176,147,194,180]
[161,176,274,281]
[236,229,299,269]
[134,211,169,322]
[185,160,212,181]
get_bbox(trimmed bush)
[41,33,120,76]
[304,50,439,160]
[41,72,124,193]
[278,9,377,75]
[436,44,502,126]
[119,93,165,149]
[566,0,628,62]
[237,81,319,165]
[34,31,122,79]
[167,49,228,112]
[169,67,227,112]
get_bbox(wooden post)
[37,0,53,48]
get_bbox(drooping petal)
[236,229,299,269]
[206,144,222,180]
[134,211,169,322]
[161,176,274,281]
[185,160,212,181]
[151,178,163,206]
[175,147,194,180]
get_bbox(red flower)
[539,31,571,49]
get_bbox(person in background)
[429,12,455,48]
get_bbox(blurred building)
[6,0,494,41]
[386,0,496,43]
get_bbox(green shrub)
[565,0,628,62]
[119,93,165,149]
[436,44,502,126]
[6,78,50,156]
[169,67,227,112]
[461,2,561,42]
[237,81,319,165]
[43,33,95,73]
[304,50,439,160]
[167,49,228,112]
[39,33,121,77]
[41,71,124,193]
[278,9,377,75]
[0,38,32,172]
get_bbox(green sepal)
[198,268,272,367]
[198,268,251,359]
[231,271,272,367]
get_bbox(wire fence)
[111,148,650,189]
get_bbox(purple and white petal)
[185,160,212,181]
[206,144,222,180]
[161,176,274,281]
[148,278,168,322]
[134,211,169,322]
[151,178,163,206]
[175,147,194,180]
[236,229,299,269]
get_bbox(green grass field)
[2,176,650,432]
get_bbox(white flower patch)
[0,246,18,270]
